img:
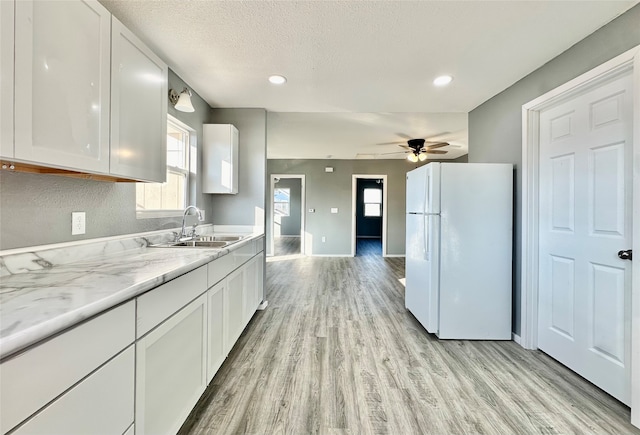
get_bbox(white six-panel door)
[538,69,633,404]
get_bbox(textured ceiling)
[100,0,637,159]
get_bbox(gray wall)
[468,4,640,335]
[267,157,466,256]
[209,109,267,230]
[274,178,301,236]
[0,70,213,250]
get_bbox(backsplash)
[0,225,214,277]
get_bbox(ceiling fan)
[380,138,449,162]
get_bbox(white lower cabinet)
[13,346,134,435]
[2,240,266,435]
[135,294,207,435]
[243,254,260,323]
[256,251,265,307]
[207,280,226,383]
[0,301,135,435]
[226,267,245,353]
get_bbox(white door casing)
[537,70,632,404]
[351,175,388,257]
[522,45,640,426]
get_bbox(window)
[136,118,191,217]
[274,188,290,217]
[363,188,382,217]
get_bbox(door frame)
[521,45,640,425]
[351,174,388,257]
[269,174,306,256]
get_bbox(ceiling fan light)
[418,153,428,161]
[407,153,419,163]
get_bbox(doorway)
[351,175,387,257]
[522,46,640,424]
[269,174,305,257]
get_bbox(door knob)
[618,249,632,261]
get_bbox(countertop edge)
[0,234,263,360]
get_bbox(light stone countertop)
[0,232,264,360]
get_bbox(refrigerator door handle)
[424,217,430,261]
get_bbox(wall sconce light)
[169,88,195,113]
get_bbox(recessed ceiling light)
[268,75,287,85]
[433,75,453,87]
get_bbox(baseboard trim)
[384,254,405,258]
[310,254,353,257]
[512,332,522,345]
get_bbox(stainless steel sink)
[150,234,247,249]
[195,235,245,242]
[172,240,230,248]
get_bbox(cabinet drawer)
[255,236,265,253]
[12,345,134,435]
[233,242,254,268]
[0,301,135,434]
[207,253,234,288]
[137,265,207,338]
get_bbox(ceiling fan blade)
[424,142,449,149]
[425,149,448,154]
[376,141,406,146]
[396,133,412,140]
[379,151,408,155]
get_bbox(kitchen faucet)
[177,205,204,241]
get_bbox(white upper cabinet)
[13,0,111,173]
[0,0,14,159]
[110,17,167,183]
[203,124,239,194]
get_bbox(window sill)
[136,210,183,219]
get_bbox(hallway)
[180,255,638,434]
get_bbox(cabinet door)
[136,294,207,435]
[243,255,258,323]
[207,280,226,383]
[225,268,244,352]
[256,251,265,307]
[203,124,239,194]
[0,0,13,159]
[13,0,111,173]
[13,346,134,435]
[110,17,167,182]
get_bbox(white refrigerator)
[405,162,513,340]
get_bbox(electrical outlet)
[331,208,338,214]
[322,236,326,243]
[72,212,86,235]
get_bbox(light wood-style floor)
[274,236,301,256]
[180,255,639,435]
[356,238,382,257]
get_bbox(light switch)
[331,208,338,214]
